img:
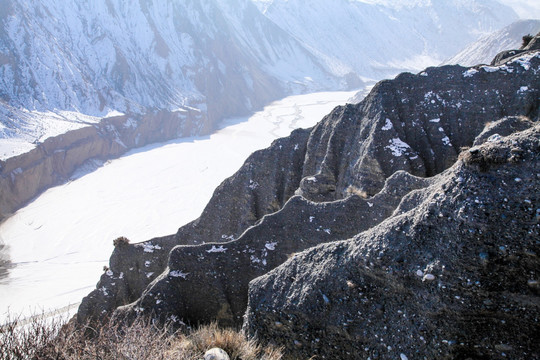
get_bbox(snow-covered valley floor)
[0,90,359,322]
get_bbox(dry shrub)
[522,34,533,48]
[0,311,77,360]
[459,145,512,171]
[167,322,282,360]
[1,312,281,360]
[344,185,368,198]
[113,236,130,247]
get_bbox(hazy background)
[499,0,540,18]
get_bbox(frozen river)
[0,90,360,321]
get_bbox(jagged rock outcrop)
[244,125,540,359]
[78,41,540,357]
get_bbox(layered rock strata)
[0,108,204,221]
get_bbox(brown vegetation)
[113,236,130,247]
[522,34,533,48]
[0,313,281,360]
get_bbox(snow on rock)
[169,270,189,279]
[381,118,393,130]
[386,138,412,157]
[139,243,162,253]
[463,68,479,77]
[206,245,228,254]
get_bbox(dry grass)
[344,185,368,199]
[167,322,282,360]
[0,313,282,360]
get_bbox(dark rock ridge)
[0,108,204,222]
[244,124,539,359]
[78,42,539,357]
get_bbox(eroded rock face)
[77,127,313,323]
[78,45,540,338]
[244,125,540,359]
[0,109,205,222]
[112,171,431,327]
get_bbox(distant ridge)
[444,19,540,66]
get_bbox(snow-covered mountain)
[0,0,520,158]
[444,19,540,66]
[253,0,518,79]
[0,0,341,155]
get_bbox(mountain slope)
[0,0,351,220]
[0,0,521,158]
[76,39,540,360]
[253,0,518,79]
[444,19,540,66]
[245,124,540,359]
[0,0,340,154]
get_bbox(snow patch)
[462,68,478,77]
[207,245,227,253]
[386,138,411,156]
[481,65,499,73]
[381,118,393,130]
[140,243,162,253]
[508,52,539,70]
[170,270,189,279]
[442,136,451,146]
[123,118,138,129]
[248,179,259,190]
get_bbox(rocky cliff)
[0,108,205,221]
[78,37,540,358]
[245,124,539,359]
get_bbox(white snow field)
[0,90,358,322]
